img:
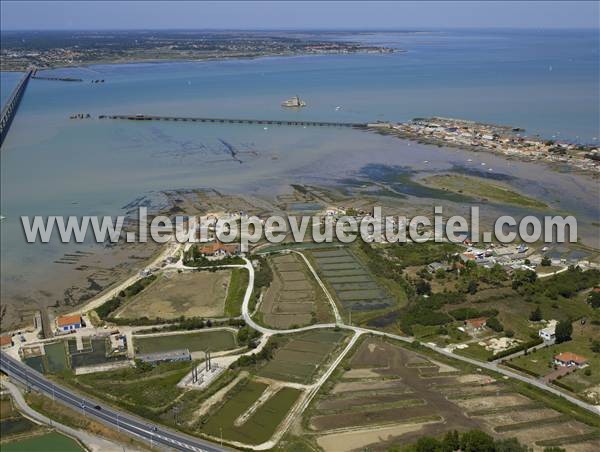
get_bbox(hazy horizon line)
[2,26,598,32]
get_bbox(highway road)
[0,352,226,452]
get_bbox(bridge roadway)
[0,352,226,452]
[32,76,83,82]
[99,114,367,128]
[0,68,34,147]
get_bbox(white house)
[538,319,557,343]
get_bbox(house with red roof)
[554,352,588,368]
[56,314,84,333]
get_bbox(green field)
[508,322,600,398]
[2,432,84,452]
[421,174,547,209]
[44,341,69,372]
[225,268,249,316]
[134,330,237,354]
[23,355,45,373]
[257,330,346,384]
[66,360,192,414]
[200,379,301,444]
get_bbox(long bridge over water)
[0,68,34,147]
[99,114,368,128]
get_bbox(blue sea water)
[1,29,598,313]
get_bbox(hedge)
[490,337,543,361]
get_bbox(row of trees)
[396,428,564,452]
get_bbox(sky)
[1,1,599,31]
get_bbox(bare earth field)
[257,330,347,384]
[305,337,600,452]
[260,253,331,328]
[117,270,231,319]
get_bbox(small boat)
[282,96,306,108]
[467,158,473,162]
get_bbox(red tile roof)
[0,335,12,346]
[554,352,588,365]
[57,315,82,327]
[198,242,239,255]
[465,317,487,329]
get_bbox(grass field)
[23,355,45,373]
[134,330,237,354]
[421,174,547,209]
[44,341,69,373]
[64,360,192,415]
[306,247,395,314]
[508,321,599,400]
[118,271,231,319]
[199,379,301,445]
[2,432,84,452]
[257,330,347,384]
[225,268,249,317]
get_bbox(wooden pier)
[98,114,367,128]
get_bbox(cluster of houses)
[378,117,599,174]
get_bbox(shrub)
[555,319,573,343]
[529,306,542,321]
[486,316,504,332]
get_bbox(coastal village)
[371,117,600,174]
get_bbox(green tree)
[460,430,495,452]
[486,316,504,332]
[415,436,442,452]
[555,319,573,343]
[441,430,460,451]
[495,437,530,452]
[467,279,478,294]
[588,291,600,308]
[529,306,542,322]
[415,279,432,296]
[541,256,551,266]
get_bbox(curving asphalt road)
[0,352,227,451]
[241,256,600,416]
[3,253,596,452]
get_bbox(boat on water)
[281,96,306,108]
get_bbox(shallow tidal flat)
[418,173,548,209]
